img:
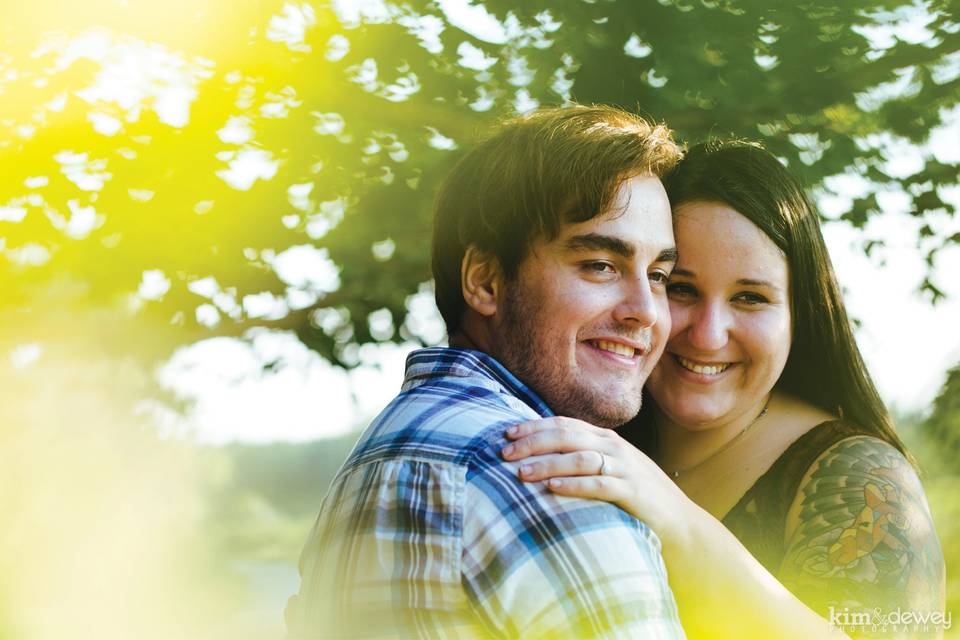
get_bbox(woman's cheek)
[666,302,693,341]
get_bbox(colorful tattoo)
[780,436,945,626]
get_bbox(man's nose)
[612,276,658,328]
[686,301,730,351]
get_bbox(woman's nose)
[686,302,730,351]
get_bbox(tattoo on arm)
[780,436,945,626]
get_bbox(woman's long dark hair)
[631,139,910,461]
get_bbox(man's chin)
[586,408,639,430]
[553,391,641,429]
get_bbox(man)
[287,105,684,638]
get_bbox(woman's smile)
[672,354,733,377]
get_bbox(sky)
[9,0,960,444]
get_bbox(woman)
[501,140,945,638]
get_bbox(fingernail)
[549,479,563,489]
[520,464,532,476]
[507,425,519,436]
[502,445,514,457]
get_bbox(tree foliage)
[926,362,960,451]
[1,0,958,367]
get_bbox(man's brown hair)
[431,104,682,337]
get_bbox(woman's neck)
[654,393,775,478]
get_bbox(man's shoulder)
[343,370,541,471]
[458,448,679,637]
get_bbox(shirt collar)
[402,347,554,418]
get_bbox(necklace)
[668,401,770,479]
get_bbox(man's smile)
[590,339,639,358]
[582,337,649,369]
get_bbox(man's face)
[489,175,676,428]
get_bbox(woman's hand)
[502,417,847,639]
[500,416,695,541]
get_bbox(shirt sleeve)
[288,459,486,639]
[461,443,685,639]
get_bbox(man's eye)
[649,269,670,284]
[584,261,615,273]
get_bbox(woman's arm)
[502,417,847,639]
[778,436,945,639]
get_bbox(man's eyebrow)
[657,247,678,264]
[564,234,678,264]
[564,233,635,258]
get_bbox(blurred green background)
[1,0,958,638]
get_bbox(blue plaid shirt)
[287,347,684,639]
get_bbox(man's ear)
[460,246,502,318]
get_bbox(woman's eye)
[735,292,768,305]
[666,282,697,299]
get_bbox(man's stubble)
[492,280,646,429]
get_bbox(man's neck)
[448,334,479,350]
[449,314,494,353]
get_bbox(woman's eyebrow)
[667,273,783,293]
[737,278,783,292]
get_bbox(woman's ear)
[460,246,502,317]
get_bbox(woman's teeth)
[592,340,636,357]
[677,355,730,376]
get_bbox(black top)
[720,420,870,575]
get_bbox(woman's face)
[646,201,792,431]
